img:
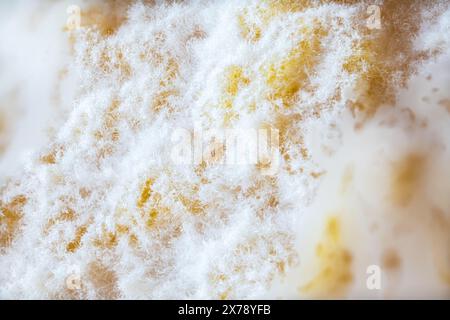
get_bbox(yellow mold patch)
[40,145,64,165]
[390,153,425,207]
[343,1,431,117]
[137,178,154,209]
[77,2,132,37]
[88,261,120,299]
[94,99,121,162]
[152,89,179,112]
[146,208,159,229]
[152,57,180,112]
[44,208,76,234]
[238,11,262,42]
[0,195,27,248]
[66,224,88,253]
[266,0,312,14]
[220,65,250,112]
[92,222,138,249]
[238,1,312,43]
[179,196,205,216]
[343,40,391,115]
[264,24,327,107]
[301,216,353,298]
[136,178,177,232]
[93,228,118,250]
[224,65,250,97]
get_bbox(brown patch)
[311,171,325,179]
[79,188,91,199]
[438,99,450,113]
[382,248,401,271]
[263,23,327,108]
[0,195,27,248]
[266,195,279,208]
[88,262,120,299]
[430,208,450,286]
[186,25,207,43]
[238,10,262,42]
[390,153,425,207]
[152,89,178,112]
[80,1,132,37]
[263,113,302,173]
[179,196,205,215]
[44,208,77,234]
[344,1,434,119]
[151,57,179,112]
[40,145,64,165]
[97,48,132,79]
[93,229,118,250]
[94,99,121,163]
[137,178,154,209]
[66,224,88,253]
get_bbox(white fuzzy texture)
[0,0,449,299]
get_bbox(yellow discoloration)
[343,41,391,115]
[301,216,353,298]
[219,289,232,300]
[224,66,250,97]
[382,248,401,271]
[44,208,76,234]
[93,229,117,249]
[390,153,424,206]
[0,195,27,248]
[267,0,311,14]
[430,209,450,287]
[238,1,312,42]
[179,196,205,215]
[136,178,182,233]
[343,1,430,117]
[137,178,154,209]
[152,89,179,112]
[88,262,119,299]
[264,24,327,107]
[98,49,132,78]
[66,224,88,253]
[74,2,131,37]
[218,65,250,122]
[164,58,179,84]
[146,208,159,228]
[152,57,179,112]
[94,99,121,162]
[0,112,7,155]
[438,99,450,113]
[238,12,262,42]
[40,144,65,165]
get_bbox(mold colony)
[0,0,449,299]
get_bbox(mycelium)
[0,0,449,299]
